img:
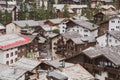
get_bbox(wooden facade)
[54,37,66,57]
[17,36,39,58]
[94,12,104,24]
[98,20,109,36]
[54,36,96,58]
[65,53,120,80]
[66,39,96,57]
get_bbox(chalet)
[108,15,120,31]
[53,32,81,58]
[38,18,65,36]
[0,0,16,9]
[90,0,113,8]
[98,15,120,36]
[53,32,96,58]
[97,31,120,47]
[53,4,87,18]
[98,20,109,36]
[93,12,105,23]
[0,33,39,65]
[6,20,40,34]
[41,60,94,80]
[66,36,96,57]
[99,5,117,16]
[0,63,26,80]
[0,57,41,80]
[65,46,120,80]
[59,19,99,38]
[46,32,60,59]
[90,0,105,8]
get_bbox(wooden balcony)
[93,65,104,71]
[105,67,120,74]
[79,62,120,75]
[84,63,93,69]
[105,77,114,80]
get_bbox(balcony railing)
[105,67,120,74]
[79,62,120,74]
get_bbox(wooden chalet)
[54,32,96,58]
[65,46,120,80]
[93,12,105,23]
[66,36,96,57]
[98,20,109,36]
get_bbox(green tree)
[63,5,70,18]
[84,9,93,20]
[0,10,12,25]
[53,29,60,33]
[18,3,29,20]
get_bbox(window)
[63,30,64,32]
[109,35,112,37]
[73,29,74,31]
[115,40,117,43]
[118,21,120,23]
[84,35,88,37]
[15,51,17,55]
[6,54,9,58]
[10,59,13,64]
[116,26,119,28]
[6,61,9,65]
[15,58,17,62]
[11,52,13,57]
[84,30,88,32]
[111,28,114,31]
[109,39,112,42]
[77,30,79,32]
[111,21,115,23]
